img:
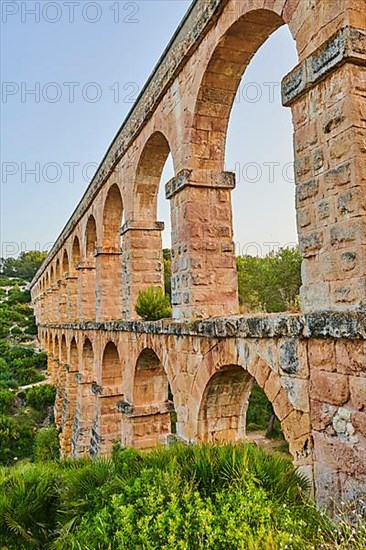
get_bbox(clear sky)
[1,0,298,259]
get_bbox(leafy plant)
[135,286,172,321]
[33,427,60,462]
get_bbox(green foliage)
[1,251,48,281]
[0,341,47,390]
[246,383,283,438]
[25,384,56,411]
[0,388,14,414]
[0,462,59,548]
[237,247,302,313]
[163,248,172,298]
[0,266,55,468]
[135,286,172,321]
[0,414,34,466]
[0,442,356,549]
[33,427,60,462]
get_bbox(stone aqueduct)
[30,0,365,507]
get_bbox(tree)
[1,251,48,281]
[237,247,302,313]
[163,248,172,298]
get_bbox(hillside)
[0,272,58,465]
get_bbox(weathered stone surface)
[310,370,350,406]
[352,411,366,438]
[349,377,366,411]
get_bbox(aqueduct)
[30,0,365,509]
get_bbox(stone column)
[66,273,78,323]
[282,26,366,510]
[120,221,164,319]
[72,375,96,457]
[166,170,239,321]
[120,401,173,450]
[98,393,124,455]
[54,360,64,427]
[282,26,366,312]
[77,260,96,322]
[47,354,58,385]
[95,247,122,322]
[60,365,79,456]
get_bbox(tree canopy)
[1,251,48,281]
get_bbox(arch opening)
[193,10,300,316]
[60,335,67,365]
[72,236,81,269]
[85,215,97,258]
[197,364,291,458]
[55,259,60,282]
[131,348,176,447]
[134,132,172,221]
[82,338,94,381]
[102,184,123,249]
[197,365,253,443]
[102,341,121,388]
[69,338,78,371]
[62,249,69,276]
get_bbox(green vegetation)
[163,248,172,298]
[2,441,362,550]
[161,246,302,314]
[237,247,302,313]
[135,286,172,321]
[247,383,284,440]
[0,253,57,467]
[0,251,47,282]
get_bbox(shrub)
[26,384,56,411]
[0,388,14,414]
[33,427,60,462]
[135,286,172,321]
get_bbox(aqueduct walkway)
[31,0,365,509]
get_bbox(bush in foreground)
[1,442,364,549]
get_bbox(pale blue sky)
[1,0,298,258]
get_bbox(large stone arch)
[120,131,174,318]
[197,364,254,443]
[53,333,59,360]
[121,347,175,450]
[188,338,311,470]
[190,9,290,177]
[96,184,124,322]
[79,215,98,321]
